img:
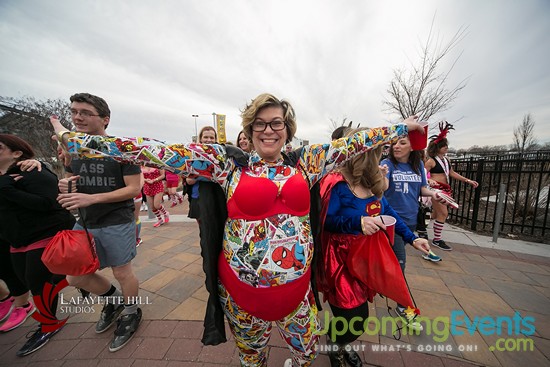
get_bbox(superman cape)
[317,172,418,313]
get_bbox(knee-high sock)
[433,220,445,241]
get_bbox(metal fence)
[448,151,550,243]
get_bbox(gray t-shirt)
[66,158,141,228]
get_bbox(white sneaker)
[283,358,292,367]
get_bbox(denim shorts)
[73,222,137,268]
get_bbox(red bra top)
[227,170,310,220]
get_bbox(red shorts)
[165,172,180,188]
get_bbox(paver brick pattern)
[1,202,548,366]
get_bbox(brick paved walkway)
[1,201,549,366]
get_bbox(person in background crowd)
[414,149,430,240]
[165,171,184,207]
[142,166,169,227]
[51,92,424,367]
[49,93,142,353]
[382,137,444,264]
[186,126,217,224]
[424,122,479,251]
[237,130,252,152]
[0,242,33,333]
[0,134,75,356]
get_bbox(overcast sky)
[1,0,549,149]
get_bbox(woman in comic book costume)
[318,127,429,367]
[57,94,423,367]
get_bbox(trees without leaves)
[384,18,469,124]
[512,113,537,153]
[0,96,73,175]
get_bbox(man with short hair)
[51,93,142,352]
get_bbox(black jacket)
[0,165,75,248]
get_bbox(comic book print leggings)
[218,282,320,367]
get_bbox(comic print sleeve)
[298,124,407,186]
[66,133,234,186]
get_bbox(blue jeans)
[393,224,416,309]
[392,224,416,274]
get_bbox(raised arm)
[64,133,233,186]
[299,123,410,186]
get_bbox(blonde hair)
[241,93,297,144]
[340,127,385,198]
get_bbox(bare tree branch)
[0,95,72,176]
[384,16,469,122]
[513,113,537,153]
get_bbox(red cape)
[317,173,418,313]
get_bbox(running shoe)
[0,296,15,322]
[432,239,452,251]
[422,251,442,262]
[109,308,142,352]
[0,303,35,332]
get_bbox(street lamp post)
[192,114,199,142]
[212,112,216,128]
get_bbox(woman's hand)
[361,216,386,235]
[411,238,430,255]
[431,190,447,204]
[404,115,423,133]
[59,176,79,194]
[465,179,479,188]
[379,164,389,177]
[17,159,42,172]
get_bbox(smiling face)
[200,129,217,144]
[238,132,250,151]
[391,137,412,162]
[70,101,110,135]
[251,106,287,162]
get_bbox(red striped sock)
[433,221,444,241]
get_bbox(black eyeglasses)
[70,109,100,118]
[251,120,286,132]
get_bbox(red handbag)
[41,181,100,276]
[41,229,100,276]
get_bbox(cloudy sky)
[1,0,549,149]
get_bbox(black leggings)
[10,248,65,315]
[0,243,28,297]
[416,204,428,232]
[328,301,370,346]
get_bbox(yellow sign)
[216,114,226,144]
